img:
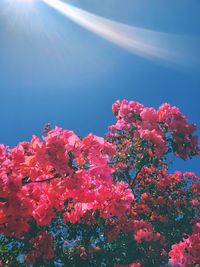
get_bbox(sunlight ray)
[42,0,199,69]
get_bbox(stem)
[22,173,66,185]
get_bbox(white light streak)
[42,0,200,68]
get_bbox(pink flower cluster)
[109,100,199,159]
[0,127,134,238]
[0,100,199,266]
[169,221,200,267]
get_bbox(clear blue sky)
[0,0,200,174]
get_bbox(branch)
[130,155,149,189]
[22,173,64,185]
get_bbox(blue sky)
[0,0,200,174]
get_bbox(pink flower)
[140,107,158,123]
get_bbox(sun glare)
[1,0,198,70]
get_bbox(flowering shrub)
[0,100,199,267]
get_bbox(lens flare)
[1,0,199,70]
[42,0,200,69]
